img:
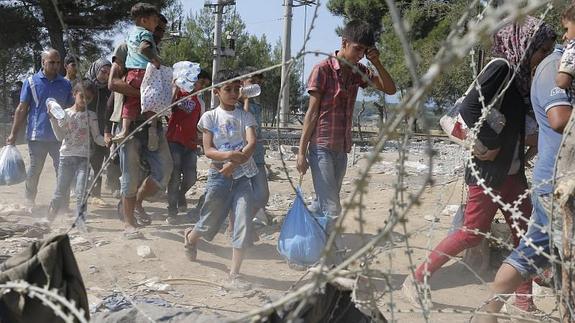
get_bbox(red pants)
[122,69,146,120]
[414,174,533,307]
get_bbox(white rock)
[441,204,461,217]
[424,215,439,222]
[136,245,155,258]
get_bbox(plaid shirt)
[307,52,372,153]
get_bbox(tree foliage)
[327,0,566,110]
[0,0,173,59]
[161,6,304,122]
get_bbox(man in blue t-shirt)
[6,49,74,206]
[473,47,573,322]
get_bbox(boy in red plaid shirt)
[297,20,396,232]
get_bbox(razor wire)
[2,0,574,322]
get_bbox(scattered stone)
[136,245,155,259]
[89,265,99,274]
[138,277,172,292]
[424,214,439,222]
[94,240,111,247]
[441,204,462,217]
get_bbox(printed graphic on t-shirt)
[213,118,244,151]
[178,98,197,113]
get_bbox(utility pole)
[279,0,293,127]
[205,0,235,109]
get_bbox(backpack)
[439,58,511,153]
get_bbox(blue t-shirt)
[531,48,573,194]
[125,26,157,69]
[248,99,265,165]
[20,70,74,141]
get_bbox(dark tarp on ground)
[0,234,89,323]
[263,282,387,323]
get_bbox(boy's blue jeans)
[193,169,254,249]
[50,156,89,215]
[251,164,270,211]
[307,145,347,229]
[167,142,197,215]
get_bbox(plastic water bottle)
[46,98,65,120]
[175,78,195,92]
[241,84,261,98]
[173,61,200,76]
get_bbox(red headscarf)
[491,16,556,97]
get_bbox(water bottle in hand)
[240,84,261,98]
[46,98,65,120]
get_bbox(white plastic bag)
[0,145,27,186]
[140,63,173,116]
[173,61,201,93]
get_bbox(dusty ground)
[0,140,560,322]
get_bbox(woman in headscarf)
[86,58,113,205]
[402,16,556,313]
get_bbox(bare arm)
[89,112,106,146]
[139,41,160,68]
[6,101,29,145]
[366,48,397,95]
[296,90,322,175]
[547,105,573,133]
[555,72,573,90]
[202,130,240,162]
[108,62,139,97]
[241,126,257,157]
[243,97,250,112]
[48,114,68,142]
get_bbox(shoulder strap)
[28,76,39,107]
[463,58,511,96]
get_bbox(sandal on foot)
[402,276,433,309]
[225,273,252,291]
[135,208,152,226]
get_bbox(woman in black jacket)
[403,16,556,311]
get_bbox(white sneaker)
[402,276,433,309]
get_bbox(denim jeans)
[50,156,89,215]
[89,145,108,198]
[193,169,254,249]
[504,193,563,278]
[307,145,348,225]
[25,140,61,202]
[119,127,164,198]
[167,142,197,215]
[251,164,269,211]
[158,128,173,188]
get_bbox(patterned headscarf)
[85,58,111,89]
[491,16,556,97]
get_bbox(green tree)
[327,0,482,110]
[0,47,34,120]
[161,6,304,122]
[1,0,174,59]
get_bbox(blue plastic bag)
[277,187,327,266]
[0,145,27,186]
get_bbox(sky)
[182,0,344,82]
[112,0,388,100]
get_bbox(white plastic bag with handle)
[140,62,173,116]
[0,145,27,186]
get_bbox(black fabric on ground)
[0,234,89,323]
[263,282,387,323]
